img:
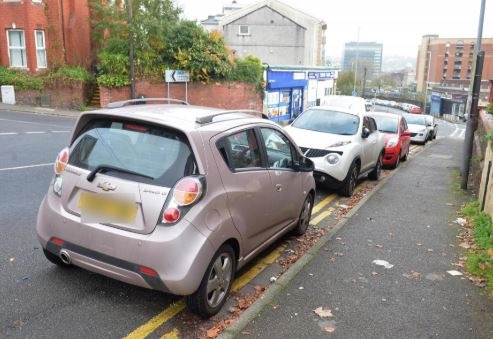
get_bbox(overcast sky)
[176,0,492,59]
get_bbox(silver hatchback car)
[36,99,315,317]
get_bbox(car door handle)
[275,184,282,192]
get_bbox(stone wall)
[15,81,87,109]
[99,81,262,111]
[475,110,493,214]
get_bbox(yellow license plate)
[78,192,138,223]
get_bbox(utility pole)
[362,67,367,98]
[461,0,486,190]
[127,0,136,99]
[353,27,360,96]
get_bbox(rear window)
[292,109,359,135]
[373,116,398,133]
[68,119,197,187]
[404,114,426,125]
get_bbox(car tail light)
[160,176,205,225]
[173,177,202,206]
[54,147,69,175]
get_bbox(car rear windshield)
[404,114,426,125]
[68,118,197,187]
[373,116,398,133]
[292,109,359,135]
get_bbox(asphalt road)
[0,111,468,338]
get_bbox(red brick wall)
[0,0,92,71]
[15,81,86,109]
[100,81,263,111]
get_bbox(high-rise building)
[342,42,383,79]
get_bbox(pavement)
[219,136,493,338]
[0,102,84,119]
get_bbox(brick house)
[0,0,93,72]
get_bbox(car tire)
[368,152,383,180]
[339,160,360,197]
[187,244,236,318]
[393,152,400,169]
[402,146,409,162]
[293,193,314,235]
[43,249,72,268]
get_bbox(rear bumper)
[37,192,215,296]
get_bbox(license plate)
[78,192,138,223]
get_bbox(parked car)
[370,112,411,168]
[424,114,438,140]
[409,105,423,114]
[284,101,385,197]
[403,112,429,144]
[36,99,316,317]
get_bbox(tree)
[336,70,355,95]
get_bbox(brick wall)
[100,81,263,111]
[15,81,87,109]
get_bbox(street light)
[423,50,431,114]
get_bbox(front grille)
[300,147,330,158]
[410,133,417,137]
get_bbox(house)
[0,0,93,72]
[220,0,326,66]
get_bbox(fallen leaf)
[427,249,434,252]
[375,244,383,248]
[324,326,335,333]
[403,271,421,280]
[478,262,487,270]
[334,252,344,257]
[459,242,471,249]
[487,248,493,258]
[371,271,379,276]
[207,327,221,338]
[313,306,333,318]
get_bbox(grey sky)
[177,0,492,59]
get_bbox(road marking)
[125,197,334,338]
[124,245,284,339]
[26,131,46,134]
[310,207,334,225]
[0,163,52,171]
[0,132,18,135]
[161,328,180,339]
[51,130,70,133]
[312,194,336,214]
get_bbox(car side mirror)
[295,156,314,172]
[362,127,370,138]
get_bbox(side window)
[402,118,408,131]
[368,117,378,132]
[220,129,261,170]
[363,117,371,132]
[260,128,294,169]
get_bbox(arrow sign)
[165,70,190,83]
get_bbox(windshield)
[373,116,398,133]
[68,119,197,187]
[292,109,360,135]
[404,114,426,125]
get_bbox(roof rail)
[195,110,269,124]
[106,98,189,108]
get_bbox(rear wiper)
[87,164,154,182]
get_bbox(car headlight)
[328,141,351,148]
[326,153,340,165]
[386,137,398,148]
[418,128,426,133]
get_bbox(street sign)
[307,71,336,80]
[165,70,190,83]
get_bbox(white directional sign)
[165,70,190,83]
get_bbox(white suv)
[284,100,385,196]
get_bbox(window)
[35,30,47,68]
[238,25,250,35]
[220,129,261,170]
[260,128,294,169]
[7,30,27,68]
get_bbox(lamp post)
[352,27,360,96]
[423,50,431,114]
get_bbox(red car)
[409,105,423,114]
[370,112,411,168]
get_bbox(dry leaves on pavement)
[313,306,333,318]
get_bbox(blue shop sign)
[267,71,307,90]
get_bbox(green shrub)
[45,66,91,83]
[228,55,263,83]
[97,51,129,76]
[486,103,493,114]
[0,67,44,90]
[96,74,131,88]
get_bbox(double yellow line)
[125,193,337,339]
